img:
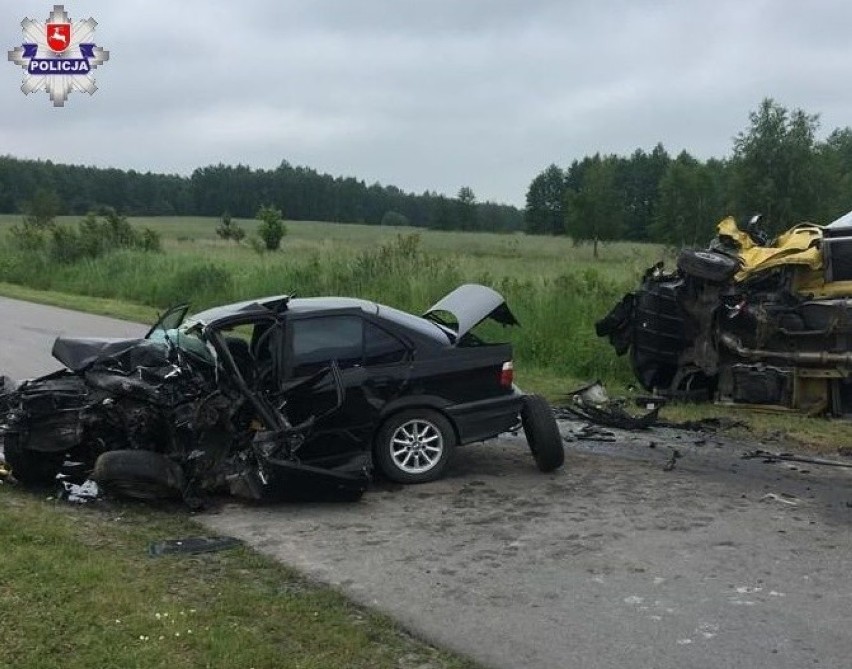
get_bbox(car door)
[281,313,372,460]
[360,319,413,407]
[280,313,413,461]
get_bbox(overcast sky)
[1,0,850,205]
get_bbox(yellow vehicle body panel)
[717,217,824,283]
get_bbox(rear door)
[280,313,415,459]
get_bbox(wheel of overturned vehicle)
[375,410,455,484]
[3,433,65,485]
[676,249,739,282]
[92,450,185,501]
[521,394,565,473]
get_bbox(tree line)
[525,99,852,253]
[0,156,523,232]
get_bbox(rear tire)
[3,433,65,485]
[92,450,185,500]
[374,409,455,484]
[522,394,564,473]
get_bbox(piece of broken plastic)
[148,536,242,557]
[61,479,100,503]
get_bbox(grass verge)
[0,486,477,669]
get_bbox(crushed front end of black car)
[0,307,369,505]
[597,216,852,416]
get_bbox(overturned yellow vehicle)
[597,215,852,416]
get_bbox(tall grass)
[0,221,659,384]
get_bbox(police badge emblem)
[8,5,110,107]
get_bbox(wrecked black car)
[0,284,563,503]
[597,215,852,416]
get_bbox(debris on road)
[556,381,659,430]
[662,449,681,471]
[574,424,617,442]
[743,449,852,469]
[60,479,100,503]
[148,536,243,557]
[656,416,749,432]
[760,492,799,506]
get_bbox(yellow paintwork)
[717,216,824,283]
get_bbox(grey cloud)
[1,0,851,205]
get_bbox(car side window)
[364,322,409,366]
[290,315,364,377]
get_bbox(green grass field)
[0,213,666,283]
[0,213,672,388]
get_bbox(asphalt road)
[2,295,852,669]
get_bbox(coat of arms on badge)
[8,5,110,107]
[46,22,71,53]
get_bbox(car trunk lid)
[422,284,518,342]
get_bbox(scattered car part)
[559,382,660,430]
[148,536,242,557]
[59,479,100,503]
[573,424,617,442]
[742,449,852,469]
[662,449,681,472]
[521,394,564,472]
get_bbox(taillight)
[500,361,514,388]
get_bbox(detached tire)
[92,450,184,500]
[3,433,65,485]
[374,409,455,484]
[522,395,564,473]
[676,249,739,282]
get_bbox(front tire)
[374,410,455,483]
[92,450,185,500]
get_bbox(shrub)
[9,209,162,264]
[8,222,46,251]
[256,205,286,251]
[216,211,245,243]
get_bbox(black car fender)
[375,395,460,441]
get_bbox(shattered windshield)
[145,304,190,339]
[147,326,213,364]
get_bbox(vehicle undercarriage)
[597,216,852,416]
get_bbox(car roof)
[186,295,291,325]
[187,295,450,344]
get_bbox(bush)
[216,211,245,243]
[9,209,161,264]
[8,222,46,251]
[256,205,286,251]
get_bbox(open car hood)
[423,284,518,340]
